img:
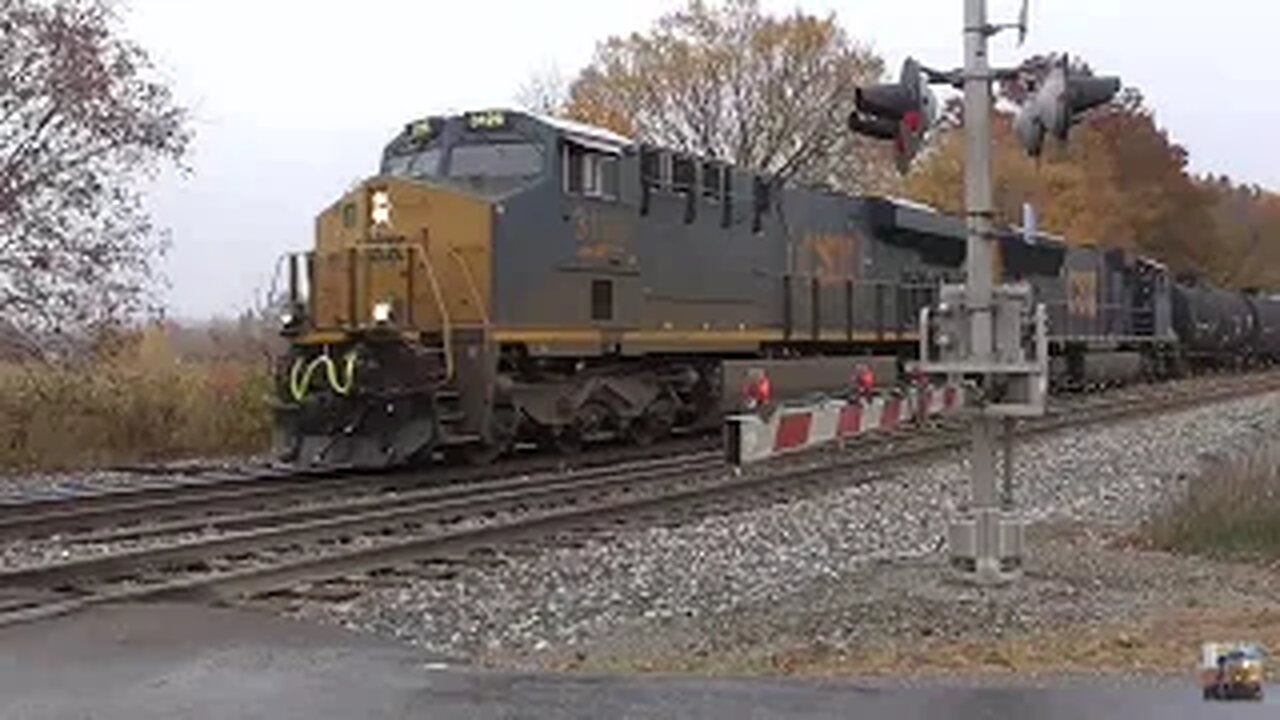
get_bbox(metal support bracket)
[912,282,1048,418]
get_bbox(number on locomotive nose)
[367,247,405,262]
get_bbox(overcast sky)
[120,0,1280,319]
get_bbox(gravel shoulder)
[539,520,1280,679]
[259,390,1280,680]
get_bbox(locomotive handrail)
[409,245,455,382]
[447,244,491,331]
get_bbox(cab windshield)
[383,140,545,194]
[448,143,543,178]
[384,147,442,179]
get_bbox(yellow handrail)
[411,245,455,382]
[448,245,491,330]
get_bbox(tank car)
[1171,279,1255,364]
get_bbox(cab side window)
[563,141,619,200]
[563,143,585,193]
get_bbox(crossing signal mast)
[848,0,1121,585]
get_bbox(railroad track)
[0,435,718,542]
[0,370,1277,628]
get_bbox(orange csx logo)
[801,232,858,285]
[1068,271,1098,319]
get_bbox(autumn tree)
[1200,177,1280,289]
[562,0,896,193]
[0,0,190,355]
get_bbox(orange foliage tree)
[908,65,1280,288]
[561,0,896,193]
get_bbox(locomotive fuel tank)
[1049,351,1144,388]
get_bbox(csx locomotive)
[272,109,1280,467]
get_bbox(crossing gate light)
[1014,54,1121,157]
[743,368,772,410]
[848,58,939,174]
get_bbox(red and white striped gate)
[724,383,966,466]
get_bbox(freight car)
[270,109,1267,468]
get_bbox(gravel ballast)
[266,390,1280,674]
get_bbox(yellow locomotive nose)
[305,177,493,339]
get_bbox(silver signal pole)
[919,0,1046,586]
[962,0,1002,578]
[858,0,1115,585]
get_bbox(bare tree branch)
[514,64,569,116]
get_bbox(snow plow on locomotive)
[271,109,1279,469]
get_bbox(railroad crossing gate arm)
[723,385,966,467]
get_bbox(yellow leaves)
[561,0,892,192]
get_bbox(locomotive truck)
[272,109,1280,468]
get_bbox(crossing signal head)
[1014,54,1120,157]
[847,57,938,174]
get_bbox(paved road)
[0,602,1272,719]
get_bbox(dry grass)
[1143,443,1280,560]
[669,606,1280,680]
[0,324,277,472]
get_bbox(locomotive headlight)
[279,306,304,334]
[370,190,392,226]
[372,301,394,325]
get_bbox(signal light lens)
[902,110,923,134]
[743,370,772,409]
[853,365,875,396]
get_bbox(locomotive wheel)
[553,429,584,455]
[626,398,676,447]
[553,400,612,455]
[459,406,518,466]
